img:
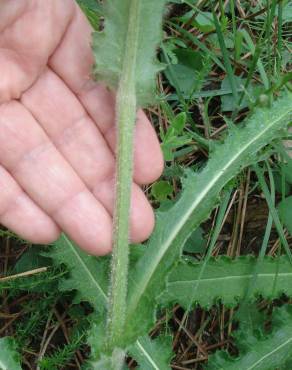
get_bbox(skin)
[0,0,164,255]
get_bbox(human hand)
[0,0,164,255]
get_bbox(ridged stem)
[106,0,140,354]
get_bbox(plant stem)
[91,349,126,370]
[106,0,140,352]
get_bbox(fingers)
[0,1,27,32]
[0,165,60,244]
[49,5,164,184]
[93,180,155,243]
[0,0,75,103]
[21,68,155,243]
[21,69,115,189]
[0,0,162,253]
[104,110,165,184]
[0,101,112,255]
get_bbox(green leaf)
[47,235,169,366]
[278,196,292,235]
[125,93,292,345]
[164,49,204,97]
[161,134,192,161]
[45,234,109,312]
[129,335,174,370]
[183,227,207,254]
[92,0,166,107]
[282,162,292,184]
[77,0,102,30]
[0,337,21,370]
[77,0,102,13]
[159,256,292,309]
[206,305,292,370]
[151,181,174,201]
[13,247,50,274]
[220,75,261,112]
[273,170,291,196]
[194,12,215,33]
[89,348,126,370]
[172,112,187,134]
[282,2,292,23]
[179,11,215,33]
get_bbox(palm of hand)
[0,0,163,254]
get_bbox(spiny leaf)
[46,235,167,367]
[125,93,292,345]
[88,323,174,369]
[44,234,109,312]
[206,305,292,370]
[128,335,174,370]
[92,0,166,106]
[0,337,21,370]
[159,255,292,309]
[77,0,102,13]
[78,0,101,30]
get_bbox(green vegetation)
[1,0,292,369]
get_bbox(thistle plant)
[92,0,167,363]
[88,0,292,361]
[1,1,292,369]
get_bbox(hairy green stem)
[106,0,140,352]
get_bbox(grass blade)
[253,163,292,262]
[212,9,238,105]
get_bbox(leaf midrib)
[246,333,292,370]
[128,103,292,313]
[154,110,290,281]
[169,271,292,285]
[0,359,7,370]
[64,235,108,304]
[136,340,160,370]
[0,340,18,370]
[62,236,164,366]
